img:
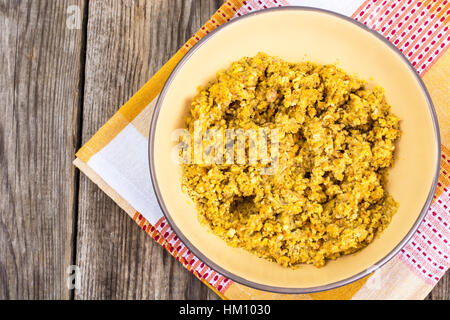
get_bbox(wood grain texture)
[426,274,449,300]
[0,0,86,299]
[75,0,222,300]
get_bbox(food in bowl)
[180,52,400,268]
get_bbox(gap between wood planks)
[71,0,90,301]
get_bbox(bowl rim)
[148,6,441,294]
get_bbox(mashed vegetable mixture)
[182,53,400,267]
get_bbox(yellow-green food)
[182,53,400,267]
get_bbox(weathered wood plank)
[0,0,86,299]
[75,0,221,300]
[426,273,449,300]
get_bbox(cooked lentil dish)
[181,53,400,267]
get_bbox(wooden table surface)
[0,0,448,300]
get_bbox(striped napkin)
[74,0,450,300]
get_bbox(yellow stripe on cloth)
[422,49,450,147]
[222,273,370,300]
[309,275,370,300]
[224,283,313,300]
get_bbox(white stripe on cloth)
[87,124,163,225]
[287,0,364,16]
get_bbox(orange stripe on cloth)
[76,0,243,163]
[181,0,245,53]
[433,145,450,201]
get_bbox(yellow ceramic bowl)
[149,7,441,293]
